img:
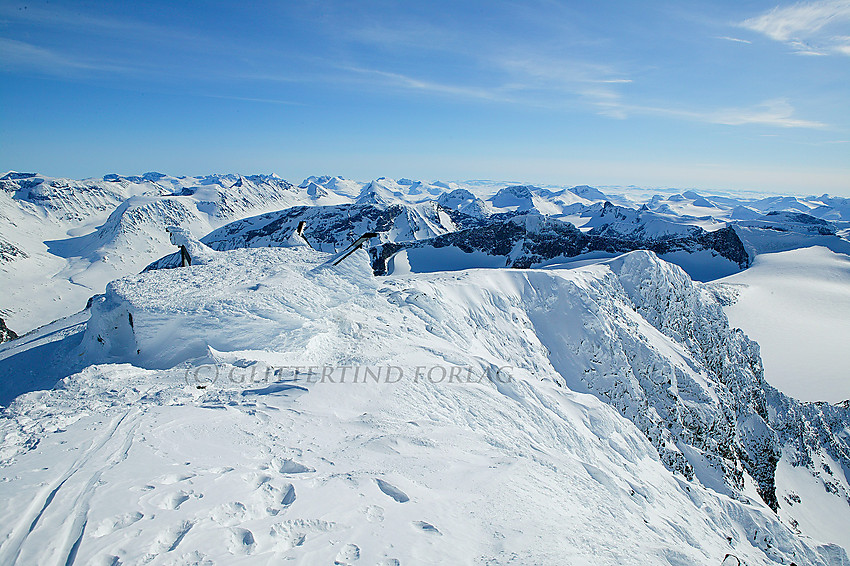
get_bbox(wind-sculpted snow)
[2,245,847,563]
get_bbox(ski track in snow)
[0,409,138,566]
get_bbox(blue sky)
[1,0,848,195]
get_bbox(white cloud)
[708,99,826,128]
[595,97,826,129]
[717,36,753,44]
[741,0,850,56]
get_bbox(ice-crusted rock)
[283,226,311,248]
[0,318,17,343]
[166,226,217,265]
[370,213,749,276]
[199,202,470,254]
[142,226,218,271]
[604,251,850,512]
[0,239,27,263]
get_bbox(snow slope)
[2,246,848,564]
[717,246,850,403]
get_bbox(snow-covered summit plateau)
[2,172,850,564]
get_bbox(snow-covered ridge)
[2,243,848,563]
[98,247,850,521]
[0,172,349,332]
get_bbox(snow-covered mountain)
[4,172,850,336]
[0,172,348,333]
[369,211,749,280]
[487,184,592,215]
[2,242,849,564]
[2,171,850,564]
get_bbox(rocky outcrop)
[200,202,476,254]
[0,239,28,263]
[0,318,18,343]
[603,252,850,512]
[370,214,750,275]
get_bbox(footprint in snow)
[208,501,248,526]
[243,471,273,489]
[375,479,409,503]
[334,543,360,564]
[228,527,256,555]
[279,458,314,474]
[413,521,441,535]
[158,472,196,485]
[92,511,144,537]
[281,483,296,505]
[156,490,192,510]
[149,520,193,554]
[269,522,306,551]
[364,504,384,522]
[251,481,296,517]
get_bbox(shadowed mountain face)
[167,201,750,280]
[370,212,749,275]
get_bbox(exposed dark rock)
[0,239,28,263]
[0,318,18,343]
[370,215,750,275]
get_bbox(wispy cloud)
[200,94,304,106]
[596,98,826,129]
[316,5,636,112]
[717,36,752,44]
[741,0,850,56]
[708,99,826,128]
[343,67,515,103]
[0,37,129,75]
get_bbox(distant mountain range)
[2,171,849,334]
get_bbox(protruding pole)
[180,245,192,267]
